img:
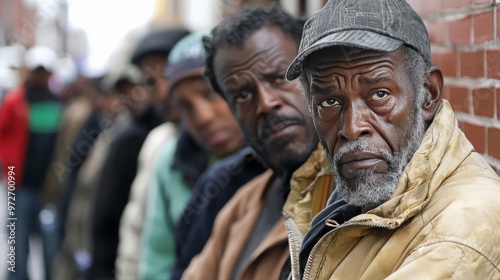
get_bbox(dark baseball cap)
[131,27,190,66]
[165,32,209,91]
[286,0,431,80]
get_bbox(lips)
[259,120,297,141]
[339,151,388,179]
[204,128,231,147]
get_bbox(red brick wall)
[407,0,500,175]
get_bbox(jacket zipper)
[302,220,394,279]
[283,215,303,280]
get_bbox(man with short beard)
[182,6,333,280]
[286,0,500,278]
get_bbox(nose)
[156,78,169,104]
[256,83,282,115]
[193,99,215,127]
[338,101,372,141]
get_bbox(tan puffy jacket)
[302,100,500,279]
[283,144,334,280]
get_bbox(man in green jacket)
[286,0,500,278]
[139,32,243,280]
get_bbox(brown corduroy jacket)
[182,169,289,280]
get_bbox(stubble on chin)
[327,108,427,209]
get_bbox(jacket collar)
[283,144,334,233]
[299,191,360,277]
[172,128,209,188]
[134,103,164,131]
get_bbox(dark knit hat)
[165,32,209,91]
[131,27,190,66]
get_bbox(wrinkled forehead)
[216,45,284,78]
[214,26,298,83]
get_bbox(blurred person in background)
[131,28,190,124]
[138,32,244,280]
[115,27,190,280]
[88,28,190,280]
[39,57,91,252]
[51,72,128,280]
[0,45,61,280]
[52,73,122,246]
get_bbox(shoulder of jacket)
[219,170,274,214]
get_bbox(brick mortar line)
[444,77,500,88]
[420,3,495,21]
[469,85,475,116]
[431,42,500,51]
[430,43,500,52]
[496,78,499,119]
[455,112,500,128]
[495,2,498,42]
[496,79,498,119]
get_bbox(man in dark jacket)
[171,146,266,280]
[88,28,189,280]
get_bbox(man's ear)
[422,66,443,122]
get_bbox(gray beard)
[328,103,427,209]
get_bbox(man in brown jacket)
[182,6,321,280]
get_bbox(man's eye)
[236,90,252,103]
[371,91,389,101]
[319,98,338,108]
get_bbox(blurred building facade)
[0,0,331,51]
[4,0,497,176]
[0,0,87,92]
[0,0,325,90]
[148,0,327,31]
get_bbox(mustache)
[257,114,304,141]
[333,137,396,169]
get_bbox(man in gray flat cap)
[286,0,500,278]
